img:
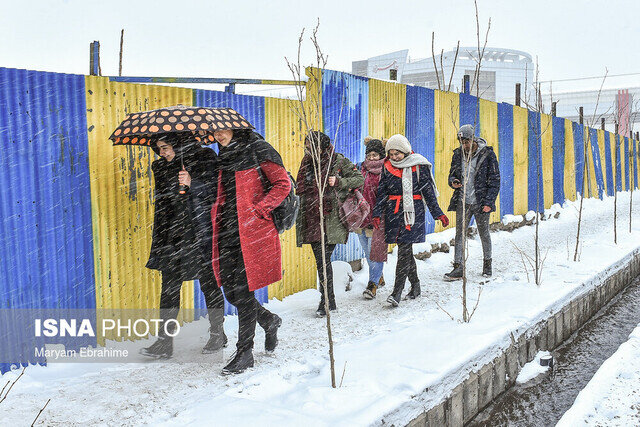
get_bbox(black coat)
[373,161,444,244]
[447,144,500,212]
[146,145,217,281]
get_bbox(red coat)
[211,161,291,291]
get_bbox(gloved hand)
[371,217,381,230]
[438,214,449,227]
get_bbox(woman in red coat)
[212,128,291,375]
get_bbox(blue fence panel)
[527,111,544,212]
[406,85,436,233]
[322,70,369,163]
[631,139,638,188]
[323,70,368,262]
[604,132,614,196]
[0,68,96,373]
[459,93,481,136]
[573,123,585,196]
[624,137,630,190]
[615,135,622,192]
[552,116,566,204]
[193,89,267,314]
[589,128,605,199]
[498,103,514,215]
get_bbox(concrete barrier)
[404,250,639,427]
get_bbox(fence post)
[463,75,470,94]
[515,83,521,107]
[551,102,556,117]
[89,41,100,76]
[579,107,584,125]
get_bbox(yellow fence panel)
[85,77,194,343]
[513,106,529,215]
[564,119,577,201]
[368,79,406,139]
[541,114,554,208]
[433,91,459,232]
[264,97,317,300]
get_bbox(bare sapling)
[574,69,608,261]
[460,0,490,322]
[285,19,347,388]
[443,0,490,322]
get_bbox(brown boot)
[363,281,377,299]
[378,276,386,288]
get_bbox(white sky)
[2,0,639,94]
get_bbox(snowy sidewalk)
[557,323,640,426]
[2,193,640,426]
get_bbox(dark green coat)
[296,153,364,246]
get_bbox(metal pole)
[579,107,584,125]
[601,118,606,130]
[515,83,521,107]
[89,41,100,76]
[463,75,470,94]
[119,30,124,77]
[551,102,557,117]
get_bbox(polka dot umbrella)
[108,105,255,146]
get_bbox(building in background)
[544,88,640,136]
[352,47,534,103]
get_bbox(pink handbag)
[338,189,370,232]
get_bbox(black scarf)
[217,131,284,172]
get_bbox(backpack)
[256,166,300,234]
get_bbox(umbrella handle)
[178,161,189,195]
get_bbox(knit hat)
[457,124,475,141]
[385,134,412,155]
[365,137,385,158]
[305,130,332,151]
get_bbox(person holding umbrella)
[141,133,226,358]
[212,126,289,375]
[109,106,229,359]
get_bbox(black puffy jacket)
[447,140,500,212]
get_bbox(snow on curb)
[516,351,551,384]
[557,324,640,426]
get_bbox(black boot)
[221,349,254,375]
[482,259,492,277]
[407,268,420,299]
[444,263,463,281]
[264,313,282,353]
[316,299,336,317]
[140,336,173,359]
[386,281,404,307]
[202,309,227,354]
[407,281,421,299]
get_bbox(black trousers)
[159,261,224,332]
[394,243,419,291]
[219,242,274,353]
[310,242,337,304]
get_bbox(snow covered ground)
[2,192,640,426]
[557,323,640,426]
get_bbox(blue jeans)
[357,230,384,284]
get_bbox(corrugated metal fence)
[1,65,639,373]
